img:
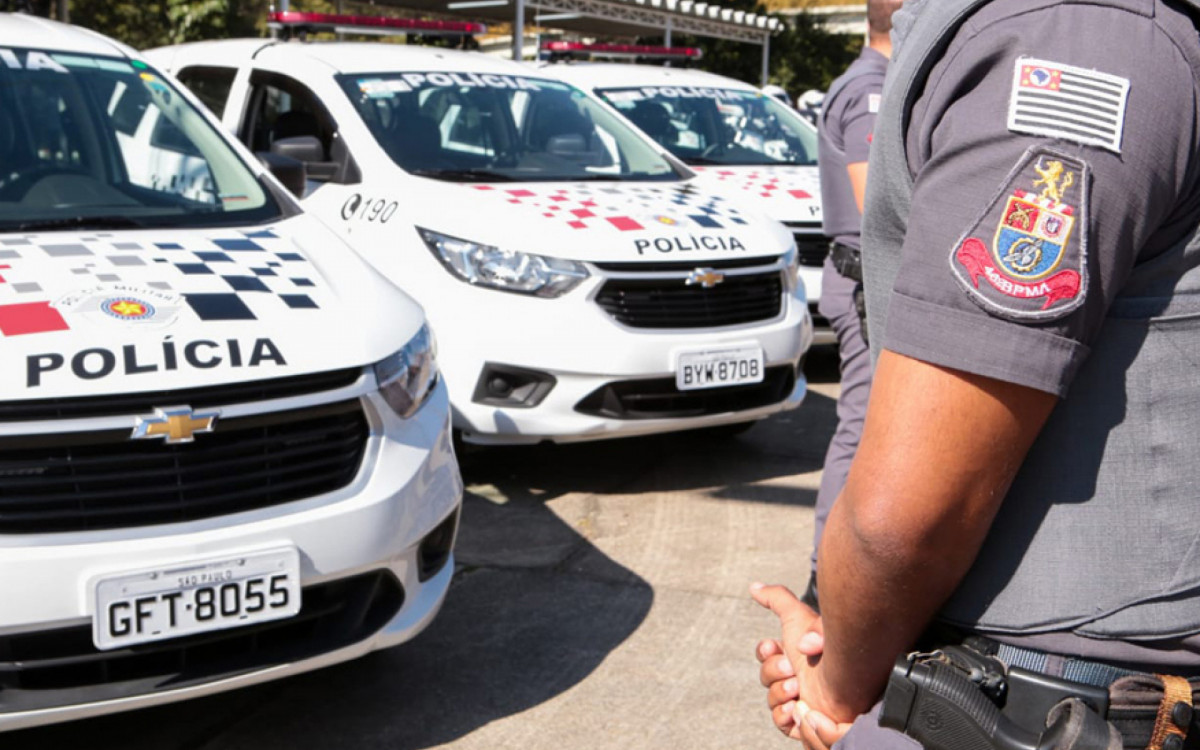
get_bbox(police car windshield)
[336,72,682,182]
[597,86,818,167]
[0,48,282,231]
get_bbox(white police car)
[148,13,814,445]
[538,53,833,344]
[0,15,461,730]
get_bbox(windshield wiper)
[12,215,146,232]
[410,168,517,183]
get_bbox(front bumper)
[0,384,462,732]
[429,270,813,445]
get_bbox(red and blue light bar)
[540,41,703,60]
[268,11,487,36]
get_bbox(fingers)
[750,582,820,647]
[773,700,796,736]
[756,637,782,664]
[796,706,854,750]
[758,647,795,687]
[750,582,803,615]
[773,700,806,741]
[768,674,799,711]
[797,619,825,657]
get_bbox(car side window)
[242,71,360,187]
[175,66,236,120]
[244,73,332,157]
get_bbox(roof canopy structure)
[277,0,783,84]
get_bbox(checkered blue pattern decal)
[0,228,325,335]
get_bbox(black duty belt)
[879,638,1200,750]
[830,241,863,282]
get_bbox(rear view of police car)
[151,13,813,445]
[0,16,461,730]
[541,55,833,344]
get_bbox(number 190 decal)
[341,193,398,224]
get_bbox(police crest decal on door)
[949,148,1088,322]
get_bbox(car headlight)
[781,243,801,292]
[418,227,589,298]
[374,323,438,419]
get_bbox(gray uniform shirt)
[864,0,1200,667]
[819,47,889,250]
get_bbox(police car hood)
[0,214,422,400]
[689,166,823,225]
[418,179,792,263]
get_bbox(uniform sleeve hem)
[882,293,1089,397]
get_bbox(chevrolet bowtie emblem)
[131,406,220,444]
[686,268,725,289]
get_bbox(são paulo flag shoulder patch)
[1008,57,1130,154]
[949,148,1089,322]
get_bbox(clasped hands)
[752,582,857,750]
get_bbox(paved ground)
[6,351,842,750]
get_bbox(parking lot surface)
[6,353,840,750]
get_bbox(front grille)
[0,400,369,533]
[0,571,404,714]
[785,222,829,268]
[0,368,362,423]
[576,365,795,419]
[794,235,829,267]
[596,271,783,329]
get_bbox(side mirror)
[271,134,341,182]
[256,151,307,198]
[271,134,323,164]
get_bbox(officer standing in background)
[807,0,903,603]
[754,0,1200,748]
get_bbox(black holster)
[879,645,1119,750]
[829,241,870,344]
[830,241,863,282]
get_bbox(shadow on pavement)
[2,370,838,749]
[455,382,837,509]
[3,485,654,750]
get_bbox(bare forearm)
[815,481,998,714]
[813,350,1057,715]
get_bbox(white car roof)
[0,13,136,58]
[538,62,760,93]
[155,38,552,78]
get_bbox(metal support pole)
[663,17,672,66]
[761,33,770,86]
[57,0,67,23]
[512,0,525,60]
[336,0,344,40]
[279,0,289,11]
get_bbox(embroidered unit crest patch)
[1007,57,1129,154]
[951,149,1088,321]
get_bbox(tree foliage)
[65,0,263,49]
[640,0,860,97]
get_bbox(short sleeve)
[839,84,881,165]
[882,3,1200,395]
